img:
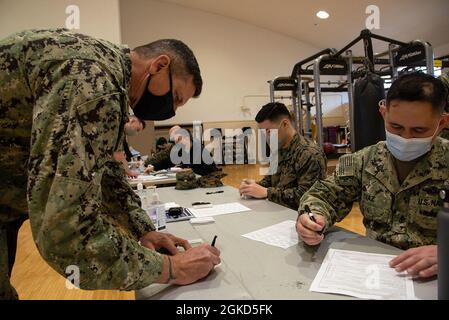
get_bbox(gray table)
[136,186,437,300]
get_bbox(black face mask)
[133,69,175,121]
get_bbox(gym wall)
[435,42,449,57]
[119,0,320,126]
[0,0,122,43]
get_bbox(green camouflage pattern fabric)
[175,169,198,190]
[197,172,227,188]
[299,138,449,250]
[145,142,220,176]
[442,127,449,140]
[439,70,449,140]
[0,29,165,297]
[258,133,327,210]
[145,143,174,171]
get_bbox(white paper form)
[187,202,251,218]
[241,220,299,249]
[136,175,169,181]
[310,248,416,300]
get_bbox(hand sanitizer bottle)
[150,188,166,231]
[135,182,146,202]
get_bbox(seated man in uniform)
[145,125,182,172]
[113,115,146,177]
[296,72,449,278]
[155,136,170,152]
[145,125,219,176]
[239,102,327,210]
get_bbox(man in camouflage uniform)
[0,29,220,299]
[297,73,449,279]
[440,69,449,140]
[239,102,327,210]
[144,126,180,172]
[145,144,174,170]
[145,125,219,176]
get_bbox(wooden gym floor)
[11,163,365,300]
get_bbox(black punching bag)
[353,73,386,151]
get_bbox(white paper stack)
[241,220,299,249]
[187,202,251,218]
[309,248,416,300]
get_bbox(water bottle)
[135,183,151,221]
[438,189,449,300]
[135,182,146,201]
[150,188,166,231]
[139,161,145,174]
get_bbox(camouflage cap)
[175,169,198,190]
[197,172,227,188]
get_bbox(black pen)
[192,201,211,206]
[304,205,324,235]
[206,190,224,195]
[211,235,217,247]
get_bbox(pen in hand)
[211,235,217,247]
[304,205,324,235]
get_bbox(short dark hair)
[133,39,202,97]
[156,137,167,147]
[255,102,292,123]
[387,72,448,114]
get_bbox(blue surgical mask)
[385,125,439,161]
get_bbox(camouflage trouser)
[0,216,27,300]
